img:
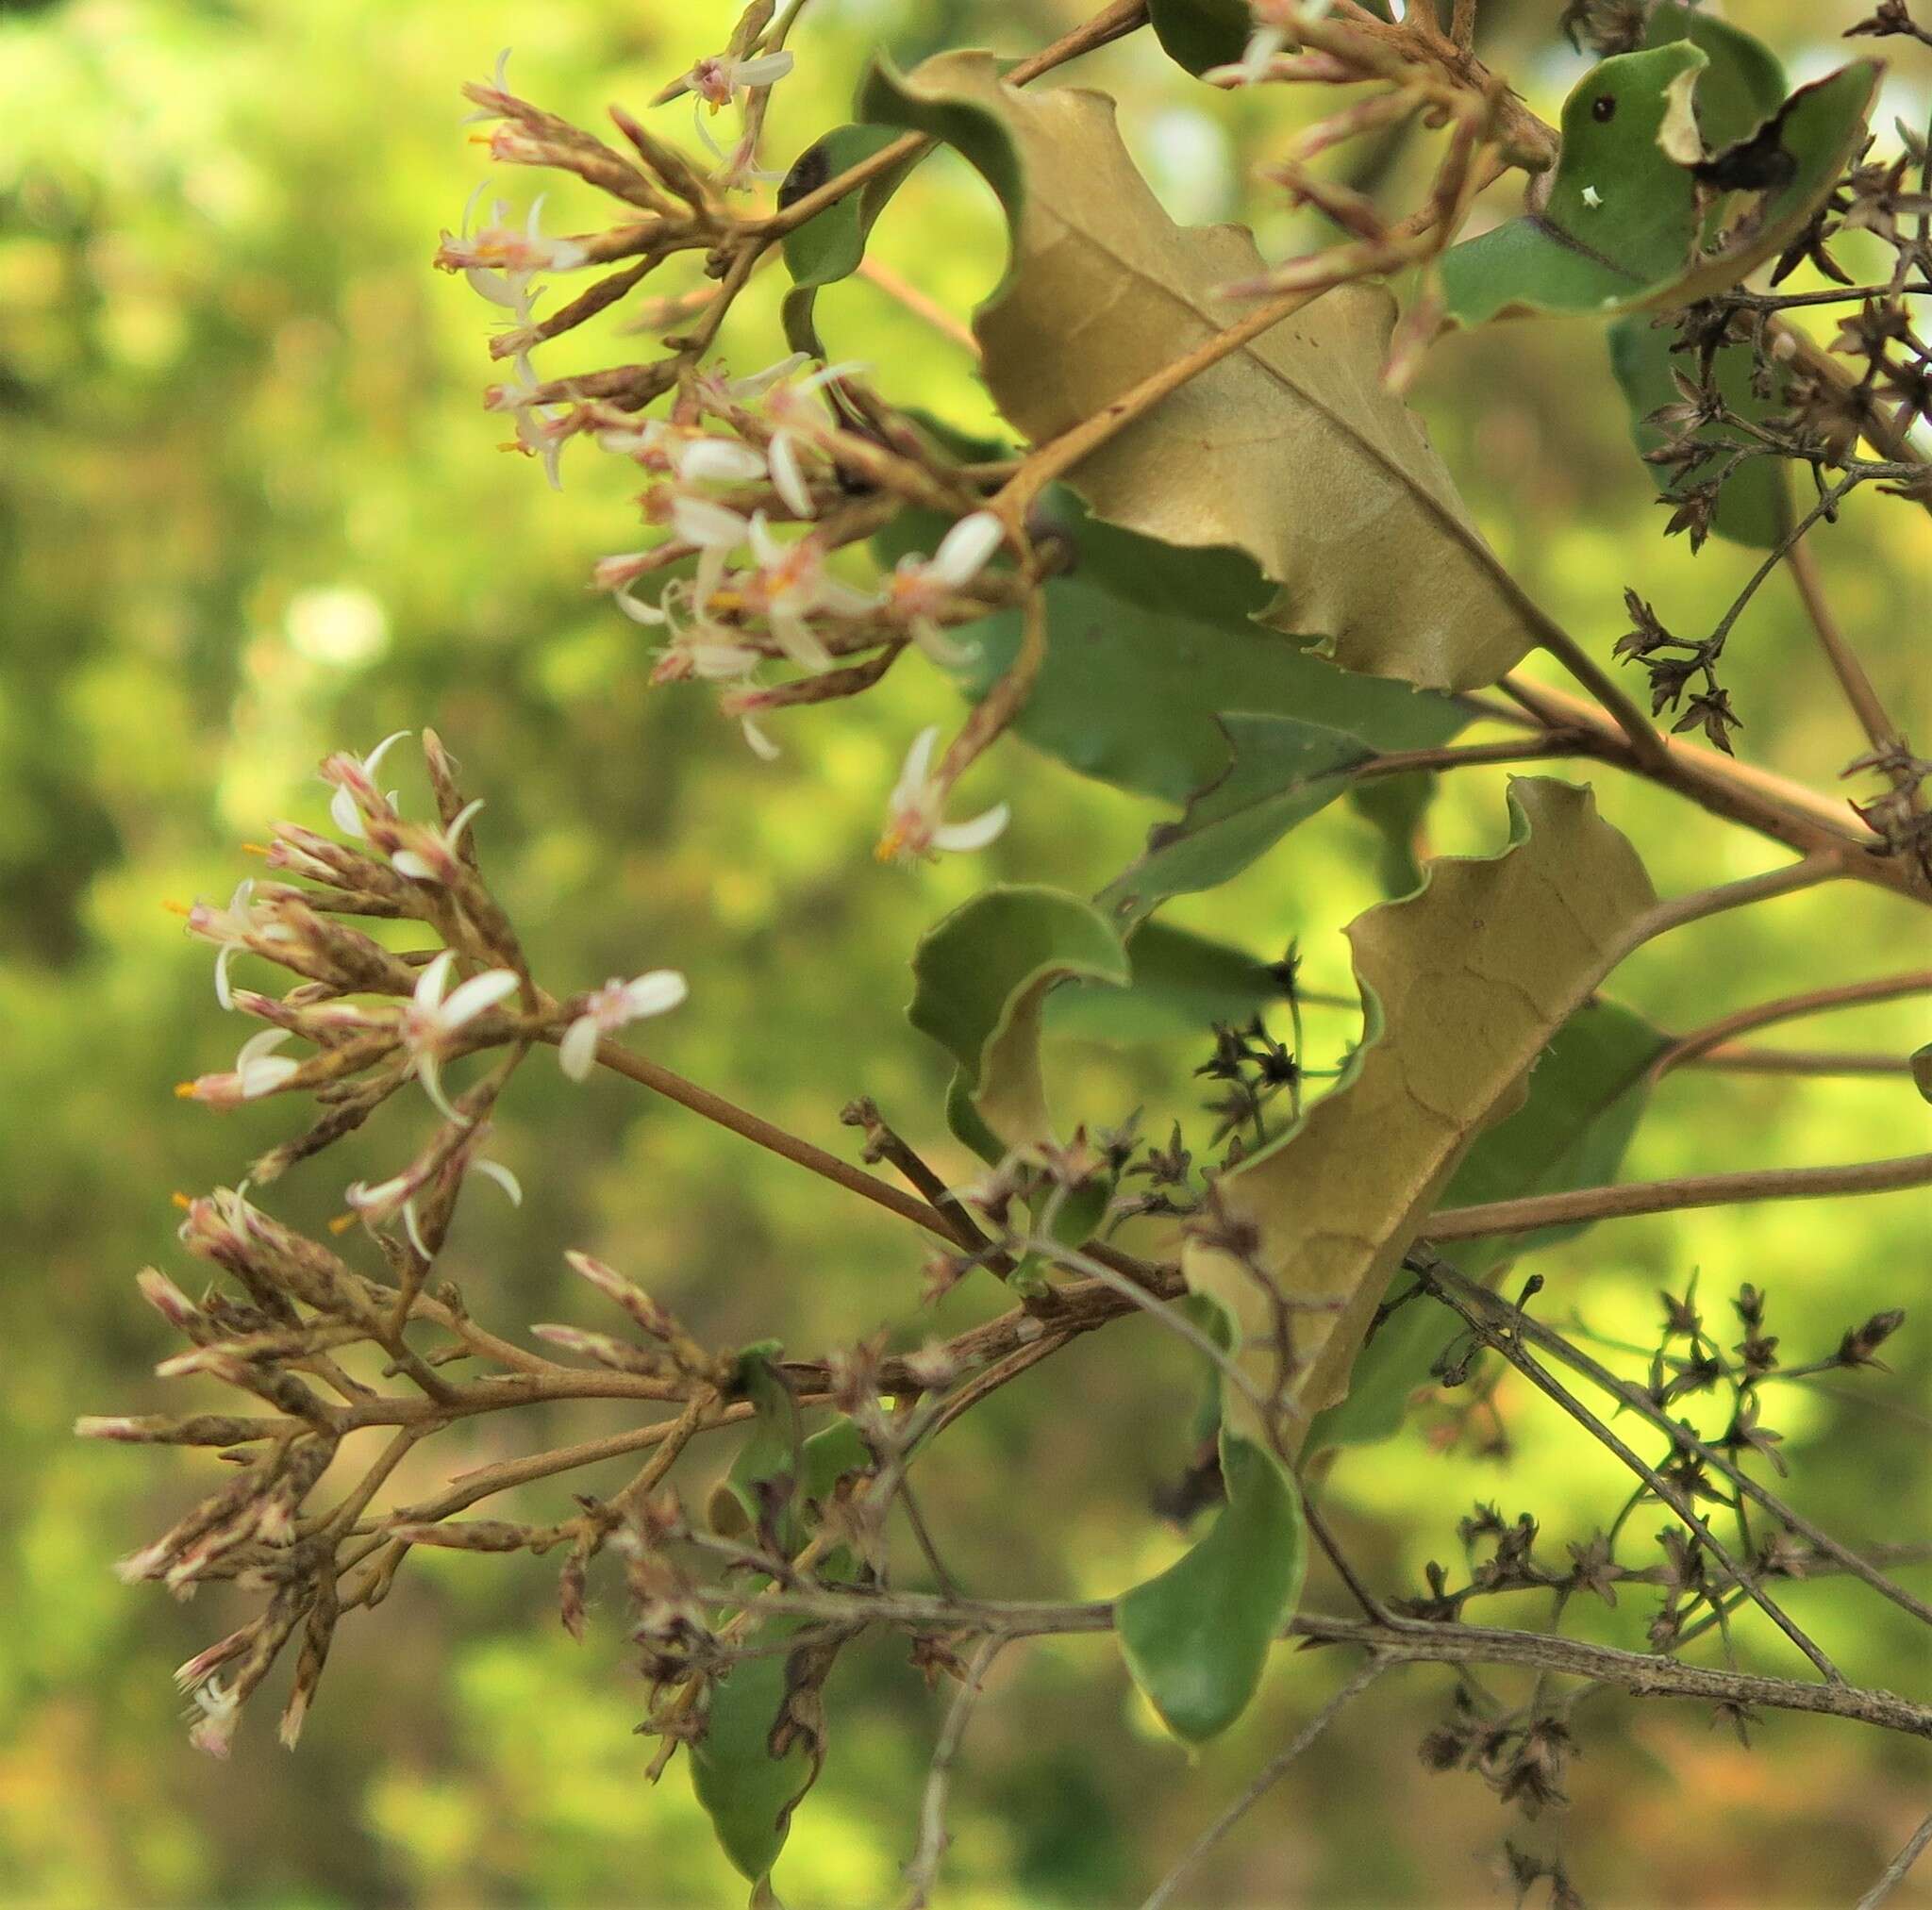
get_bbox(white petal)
[816,576,874,618]
[770,609,833,673]
[440,968,522,1029]
[214,944,239,1013]
[417,1054,466,1125]
[769,433,814,518]
[465,265,525,308]
[730,353,808,397]
[740,714,782,761]
[930,510,1005,587]
[329,784,365,838]
[733,51,794,87]
[414,949,458,1009]
[895,725,940,805]
[692,98,727,163]
[678,438,766,484]
[620,971,689,1020]
[403,1197,433,1260]
[363,730,412,779]
[237,1027,294,1068]
[687,641,761,681]
[909,617,975,668]
[746,510,785,569]
[614,583,669,625]
[673,495,750,551]
[240,1055,302,1100]
[391,850,438,882]
[473,1157,524,1206]
[228,876,256,912]
[558,1014,602,1081]
[932,802,1010,854]
[447,797,486,847]
[797,359,868,393]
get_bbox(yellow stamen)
[174,1082,201,1100]
[162,899,192,918]
[874,826,906,864]
[326,1211,358,1236]
[240,842,269,857]
[170,1191,193,1211]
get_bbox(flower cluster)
[432,38,1035,858]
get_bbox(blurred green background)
[1,0,1928,1902]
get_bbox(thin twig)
[1141,1659,1389,1910]
[902,1636,1005,1909]
[1423,1150,1932,1241]
[1655,969,1932,1076]
[1857,1809,1932,1909]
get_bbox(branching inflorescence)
[90,0,1932,1902]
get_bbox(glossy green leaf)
[1047,922,1293,1043]
[1607,314,1790,548]
[934,493,1468,808]
[908,885,1130,1150]
[1440,47,1877,324]
[1186,780,1658,1453]
[1147,0,1252,77]
[859,50,1551,692]
[778,123,922,357]
[1309,998,1668,1449]
[1116,1429,1306,1743]
[1098,715,1379,932]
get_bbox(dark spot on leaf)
[1591,94,1617,124]
[1693,113,1799,194]
[778,141,831,209]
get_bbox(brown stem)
[1424,1151,1932,1241]
[1687,1044,1911,1076]
[1655,968,1932,1075]
[1787,534,1903,755]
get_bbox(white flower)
[878,725,1011,863]
[324,729,411,839]
[1582,185,1604,209]
[558,971,689,1080]
[441,190,587,289]
[389,797,486,885]
[346,1128,524,1259]
[399,950,523,1122]
[682,49,794,109]
[484,353,571,490]
[879,510,1004,665]
[177,1029,302,1108]
[181,877,286,1010]
[744,511,873,671]
[186,1677,241,1758]
[459,47,516,125]
[1205,0,1334,86]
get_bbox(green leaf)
[1441,47,1877,324]
[691,1349,869,1895]
[1607,313,1790,548]
[920,491,1468,808]
[1116,1428,1306,1743]
[1048,922,1292,1043]
[689,1619,824,1890]
[1146,0,1252,77]
[908,885,1130,1151]
[1642,2,1785,152]
[1308,998,1668,1449]
[1098,714,1379,932]
[777,124,922,358]
[1347,772,1437,901]
[858,49,1549,692]
[1186,779,1658,1453]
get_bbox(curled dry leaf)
[859,50,1549,692]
